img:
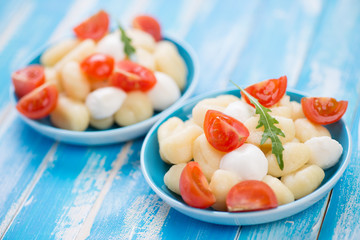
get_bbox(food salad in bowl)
[11,11,198,145]
[141,76,351,225]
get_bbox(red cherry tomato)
[204,110,249,152]
[133,15,162,41]
[301,97,348,125]
[226,180,278,212]
[242,76,287,108]
[73,10,109,41]
[109,60,156,92]
[179,162,216,209]
[80,53,114,81]
[12,65,45,98]
[16,83,58,119]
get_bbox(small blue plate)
[140,88,352,225]
[10,37,199,145]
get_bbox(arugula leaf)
[118,24,136,58]
[231,81,285,170]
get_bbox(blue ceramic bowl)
[141,88,352,225]
[10,37,199,145]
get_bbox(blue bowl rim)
[140,87,352,225]
[10,35,200,142]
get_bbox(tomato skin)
[73,10,109,41]
[80,53,114,81]
[242,76,287,108]
[133,15,162,41]
[12,65,45,98]
[109,60,156,92]
[179,162,216,209]
[226,180,278,212]
[301,97,348,125]
[204,110,249,152]
[16,83,58,119]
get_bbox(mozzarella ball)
[90,115,114,130]
[154,40,187,89]
[223,100,255,123]
[86,87,127,119]
[193,134,225,181]
[126,28,156,52]
[96,31,125,62]
[147,72,181,111]
[294,118,331,142]
[220,143,268,181]
[267,142,310,177]
[164,163,187,195]
[54,39,96,72]
[209,169,239,211]
[41,38,80,67]
[114,91,153,126]
[61,61,90,101]
[158,117,203,164]
[192,95,240,127]
[50,95,90,131]
[281,164,325,199]
[305,136,343,169]
[245,116,295,147]
[262,175,294,205]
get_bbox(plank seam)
[316,190,333,240]
[0,142,58,238]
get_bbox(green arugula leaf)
[118,24,136,58]
[231,81,285,170]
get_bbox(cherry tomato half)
[242,76,287,108]
[301,97,348,125]
[133,15,162,41]
[73,10,109,41]
[81,53,114,81]
[204,110,249,152]
[109,60,156,92]
[179,162,216,209]
[226,180,278,212]
[12,65,45,98]
[16,83,58,119]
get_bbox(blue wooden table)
[1,0,359,239]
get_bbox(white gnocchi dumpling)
[281,164,325,199]
[50,95,90,131]
[193,134,225,181]
[154,40,187,90]
[147,72,181,111]
[126,28,156,52]
[192,95,240,127]
[133,47,156,70]
[41,38,80,67]
[223,100,255,123]
[86,87,127,120]
[114,91,153,126]
[290,101,305,120]
[294,118,331,142]
[209,169,239,211]
[262,175,294,205]
[245,116,295,147]
[267,142,310,177]
[96,31,125,62]
[220,143,268,181]
[305,136,343,170]
[158,117,203,164]
[164,163,187,195]
[44,67,63,92]
[90,115,114,130]
[54,39,96,72]
[61,61,90,101]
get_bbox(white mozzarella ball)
[147,72,181,111]
[86,87,127,119]
[223,100,255,123]
[96,32,125,62]
[220,143,268,181]
[305,136,343,169]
